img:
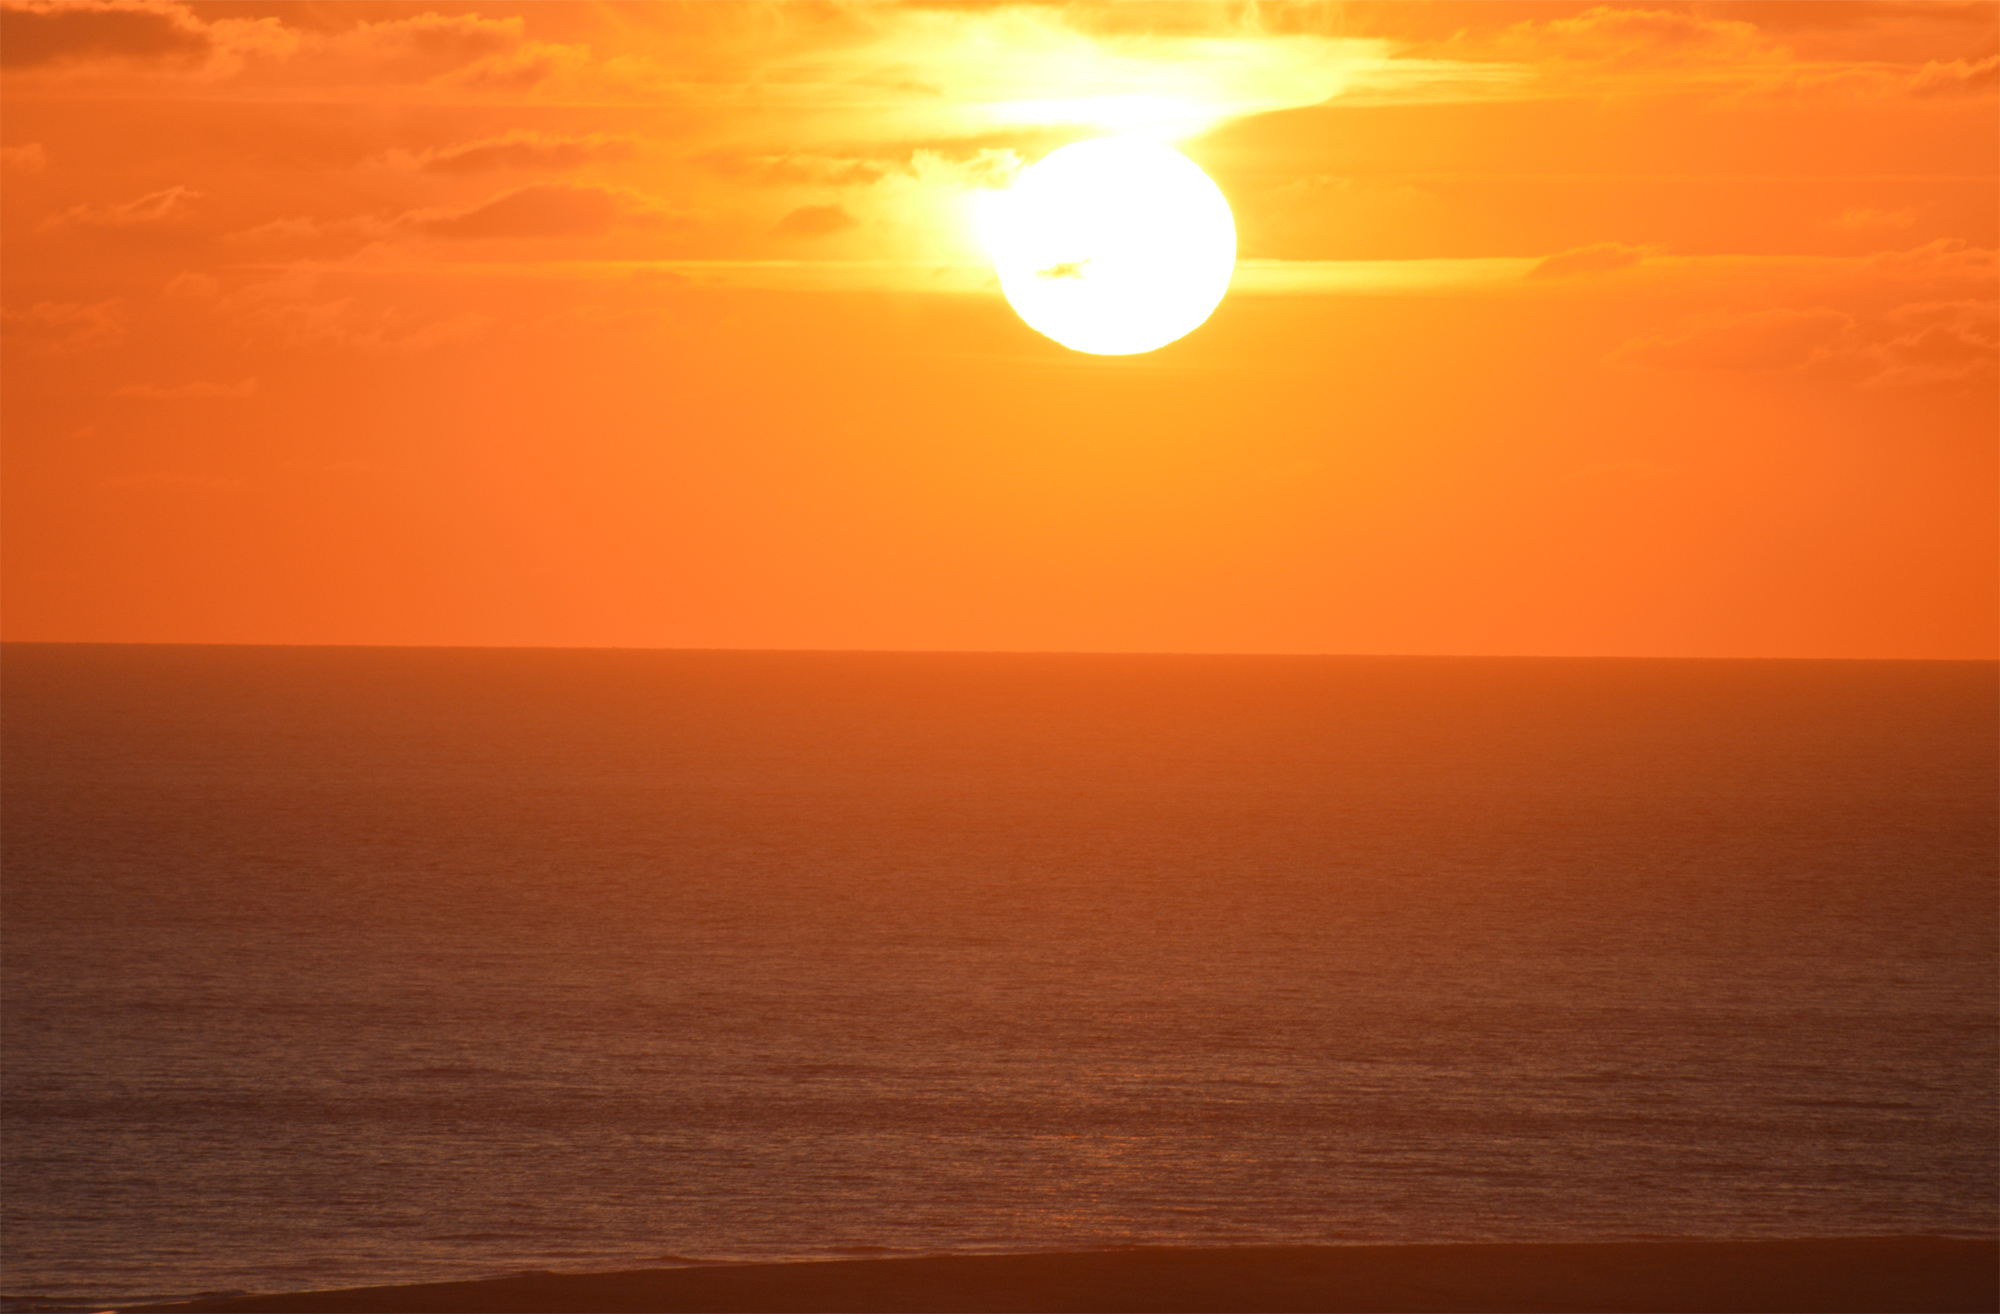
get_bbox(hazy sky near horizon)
[3,0,1995,657]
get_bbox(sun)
[982,137,1237,356]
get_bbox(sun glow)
[981,137,1237,356]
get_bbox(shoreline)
[118,1237,2000,1313]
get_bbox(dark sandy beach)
[122,1238,1999,1313]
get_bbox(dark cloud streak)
[0,0,209,69]
[410,184,675,239]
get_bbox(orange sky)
[3,0,1995,657]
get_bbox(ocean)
[3,645,1994,1309]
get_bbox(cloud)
[696,151,889,188]
[1468,6,1775,72]
[223,216,330,245]
[212,265,495,353]
[1856,299,1999,387]
[397,131,636,176]
[238,298,356,350]
[41,184,200,231]
[1911,52,2000,96]
[219,264,320,310]
[774,204,856,238]
[1864,237,1997,282]
[443,40,587,91]
[0,0,295,78]
[326,11,583,90]
[722,7,1409,140]
[115,377,256,399]
[1,299,126,353]
[222,214,392,248]
[1613,298,1998,387]
[329,11,519,68]
[1407,5,1777,83]
[219,268,358,349]
[382,313,493,354]
[1407,4,1999,101]
[217,265,368,350]
[407,184,677,240]
[1527,243,1646,279]
[1,142,46,172]
[1615,307,1853,372]
[0,0,208,70]
[1,2,575,86]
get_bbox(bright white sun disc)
[985,137,1236,356]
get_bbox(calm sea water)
[3,646,1995,1308]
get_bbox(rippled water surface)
[4,646,1995,1308]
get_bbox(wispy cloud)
[1614,301,1999,388]
[712,7,1439,141]
[384,131,637,176]
[1,299,126,353]
[1528,244,1648,280]
[40,184,201,231]
[405,184,682,240]
[773,204,855,239]
[1396,4,2000,101]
